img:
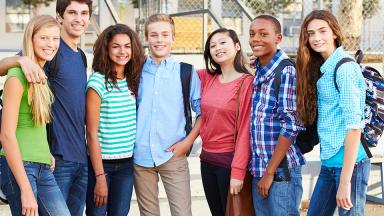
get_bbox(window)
[5,0,31,33]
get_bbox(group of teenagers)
[0,0,371,216]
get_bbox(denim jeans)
[86,158,134,216]
[53,157,88,216]
[252,166,303,216]
[0,157,70,216]
[307,158,370,216]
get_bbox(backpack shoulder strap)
[45,48,87,80]
[44,53,59,79]
[180,62,193,135]
[273,58,295,182]
[78,48,88,69]
[273,58,295,99]
[334,58,354,92]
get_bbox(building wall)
[0,0,136,52]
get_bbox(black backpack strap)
[45,48,87,80]
[334,57,373,158]
[273,58,295,182]
[78,48,88,69]
[180,62,193,138]
[333,58,354,92]
[273,59,295,99]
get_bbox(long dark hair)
[296,10,344,125]
[203,28,249,75]
[93,24,145,96]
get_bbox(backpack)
[333,50,384,158]
[44,48,87,146]
[180,62,193,156]
[274,59,319,155]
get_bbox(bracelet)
[95,172,106,178]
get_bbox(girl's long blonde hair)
[22,15,59,126]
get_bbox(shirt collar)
[145,55,175,71]
[320,46,345,74]
[255,49,286,78]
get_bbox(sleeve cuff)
[279,128,298,142]
[230,167,246,180]
[346,121,365,131]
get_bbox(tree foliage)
[245,0,294,15]
[22,0,55,7]
[362,0,380,19]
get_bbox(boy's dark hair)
[92,24,145,96]
[253,15,281,34]
[56,0,93,18]
[204,28,249,75]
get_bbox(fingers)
[257,184,269,198]
[50,156,55,172]
[19,56,47,83]
[337,197,353,210]
[22,203,38,216]
[230,185,242,195]
[167,145,176,152]
[94,194,107,208]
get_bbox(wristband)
[95,172,106,178]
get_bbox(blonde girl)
[0,15,70,216]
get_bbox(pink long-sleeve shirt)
[198,69,253,180]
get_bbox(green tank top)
[0,67,51,164]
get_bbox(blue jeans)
[53,157,88,216]
[252,166,303,216]
[307,158,370,216]
[0,157,70,216]
[86,158,134,216]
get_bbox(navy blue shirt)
[46,39,87,164]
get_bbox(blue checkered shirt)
[250,50,305,177]
[317,47,366,161]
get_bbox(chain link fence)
[137,0,384,60]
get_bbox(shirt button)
[155,91,158,95]
[153,109,157,113]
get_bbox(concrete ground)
[0,153,383,215]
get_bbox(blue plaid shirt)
[250,50,305,177]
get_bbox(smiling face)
[146,21,175,63]
[249,18,282,66]
[307,19,337,60]
[209,32,240,67]
[33,25,61,67]
[108,33,132,74]
[57,1,90,41]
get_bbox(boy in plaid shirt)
[249,15,305,216]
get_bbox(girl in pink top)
[198,28,253,216]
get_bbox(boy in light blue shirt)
[133,14,201,216]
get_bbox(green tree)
[22,0,55,7]
[245,0,294,15]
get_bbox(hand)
[230,178,243,195]
[20,189,38,216]
[167,139,191,157]
[50,155,55,172]
[18,56,47,84]
[336,181,353,211]
[248,55,257,69]
[94,176,108,208]
[257,172,274,198]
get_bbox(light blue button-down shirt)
[134,55,201,167]
[317,47,367,166]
